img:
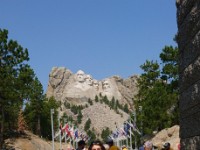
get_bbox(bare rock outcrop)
[151,125,180,150]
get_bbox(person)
[121,145,127,150]
[88,140,106,150]
[143,141,153,150]
[106,139,120,150]
[139,145,145,150]
[66,144,75,150]
[162,142,173,150]
[76,140,86,150]
[103,144,110,150]
[177,143,180,150]
[139,141,145,150]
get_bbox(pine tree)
[134,45,179,134]
[103,96,109,105]
[88,98,93,105]
[84,118,91,131]
[123,104,129,113]
[95,95,99,102]
[101,127,110,142]
[17,109,27,133]
[26,77,44,136]
[77,110,83,123]
[0,29,33,148]
[110,97,116,109]
[87,130,96,144]
[40,96,59,139]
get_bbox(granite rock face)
[46,67,139,109]
[176,0,200,149]
[46,67,139,136]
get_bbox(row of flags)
[55,122,90,142]
[109,120,141,140]
[55,119,140,143]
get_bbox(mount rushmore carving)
[46,67,139,108]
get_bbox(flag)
[63,124,71,137]
[124,122,131,135]
[111,130,119,139]
[132,122,141,135]
[126,121,141,135]
[119,127,126,136]
[74,129,79,139]
[70,126,74,139]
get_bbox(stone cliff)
[46,67,139,109]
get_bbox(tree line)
[134,43,179,135]
[0,29,59,148]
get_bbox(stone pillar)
[176,0,200,149]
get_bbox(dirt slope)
[4,130,71,150]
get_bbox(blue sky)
[1,1,177,91]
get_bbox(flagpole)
[51,109,55,150]
[116,126,119,147]
[126,137,128,148]
[139,106,143,136]
[133,111,138,150]
[73,129,75,149]
[69,122,72,150]
[70,138,72,150]
[119,138,121,148]
[65,131,66,144]
[75,139,78,149]
[64,118,67,146]
[130,126,132,150]
[119,139,121,148]
[58,113,62,150]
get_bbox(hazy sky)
[0,1,177,91]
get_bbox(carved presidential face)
[93,80,99,90]
[85,75,93,86]
[102,80,110,91]
[76,70,85,82]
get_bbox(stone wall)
[176,0,200,149]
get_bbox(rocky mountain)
[46,67,139,135]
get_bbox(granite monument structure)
[46,67,139,111]
[176,0,200,149]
